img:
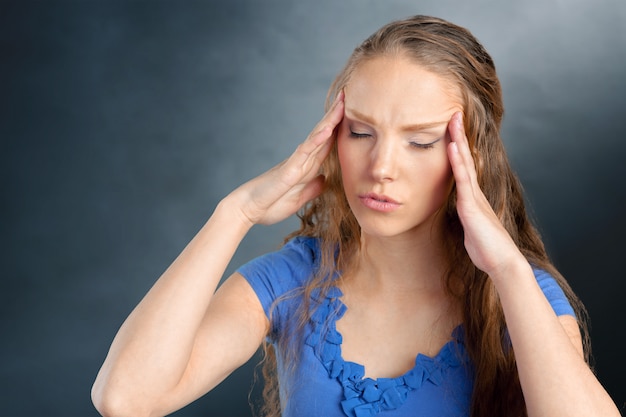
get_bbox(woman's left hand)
[446,112,527,279]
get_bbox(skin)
[336,57,463,378]
[91,55,621,417]
[338,57,457,241]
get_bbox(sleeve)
[236,236,319,319]
[533,268,576,318]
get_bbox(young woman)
[92,15,621,417]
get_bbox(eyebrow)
[345,108,449,132]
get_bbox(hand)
[230,91,344,226]
[446,112,526,278]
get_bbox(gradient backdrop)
[2,0,625,416]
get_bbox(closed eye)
[349,130,371,139]
[409,138,441,150]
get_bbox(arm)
[91,92,345,417]
[446,112,621,417]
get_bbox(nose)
[369,138,397,182]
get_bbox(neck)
[348,227,449,296]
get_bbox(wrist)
[488,254,533,286]
[213,194,256,234]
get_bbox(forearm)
[491,259,620,417]
[92,93,343,416]
[92,196,252,414]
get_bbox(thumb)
[297,174,326,206]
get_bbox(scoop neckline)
[329,298,462,382]
[304,285,469,417]
[333,290,465,381]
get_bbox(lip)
[358,192,401,213]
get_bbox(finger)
[449,112,477,172]
[286,91,344,171]
[447,113,469,183]
[278,130,334,190]
[448,139,471,189]
[305,90,345,149]
[296,174,326,205]
[448,112,479,186]
[317,89,345,132]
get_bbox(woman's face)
[337,55,463,240]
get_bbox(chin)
[355,213,445,242]
[357,220,417,240]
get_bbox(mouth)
[361,192,399,203]
[358,192,401,212]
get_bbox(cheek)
[415,153,453,195]
[430,159,454,199]
[337,138,365,201]
[433,153,453,180]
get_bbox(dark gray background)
[2,0,625,416]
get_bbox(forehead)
[344,55,463,127]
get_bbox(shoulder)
[236,236,322,315]
[238,236,321,279]
[532,267,576,318]
[532,267,566,295]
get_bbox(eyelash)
[349,131,371,139]
[349,130,437,150]
[409,141,436,150]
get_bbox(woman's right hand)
[230,90,344,226]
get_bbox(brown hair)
[256,15,590,417]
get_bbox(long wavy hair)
[256,15,590,417]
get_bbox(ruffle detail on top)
[304,286,470,417]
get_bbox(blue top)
[237,236,576,417]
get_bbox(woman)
[91,15,621,417]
